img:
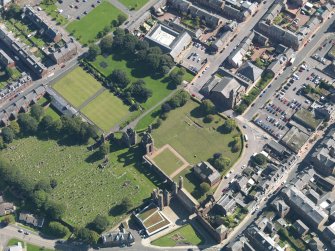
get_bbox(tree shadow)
[109,204,126,217]
[190,106,205,119]
[85,151,101,164]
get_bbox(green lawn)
[92,53,174,110]
[1,136,157,227]
[118,0,148,10]
[44,106,61,121]
[152,100,241,164]
[67,1,126,45]
[151,224,205,247]
[81,90,133,131]
[41,3,68,26]
[7,239,54,251]
[153,148,185,176]
[53,67,102,108]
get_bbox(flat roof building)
[145,24,191,61]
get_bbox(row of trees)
[156,91,190,128]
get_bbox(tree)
[135,49,147,62]
[168,91,189,108]
[135,40,149,51]
[87,44,101,61]
[109,69,130,88]
[17,114,38,135]
[90,215,109,233]
[47,222,69,238]
[0,138,5,150]
[128,80,152,102]
[35,179,52,193]
[32,190,48,209]
[45,201,66,220]
[99,35,113,53]
[75,228,99,245]
[1,215,15,226]
[38,115,54,135]
[221,119,236,133]
[146,54,161,70]
[161,103,172,113]
[120,197,133,213]
[49,119,62,136]
[213,157,231,172]
[252,153,267,166]
[9,121,20,135]
[169,71,183,88]
[6,3,21,19]
[98,143,109,158]
[117,14,127,26]
[147,46,162,55]
[30,104,44,121]
[2,127,15,144]
[201,99,215,115]
[123,34,138,53]
[204,114,214,123]
[50,179,58,189]
[200,182,210,194]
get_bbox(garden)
[151,224,205,247]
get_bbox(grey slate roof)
[237,62,263,82]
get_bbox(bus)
[244,134,248,142]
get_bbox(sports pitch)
[81,90,133,131]
[53,67,102,108]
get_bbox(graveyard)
[1,136,156,227]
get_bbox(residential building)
[227,32,254,68]
[5,242,23,251]
[169,0,223,28]
[293,219,309,237]
[193,161,221,186]
[49,39,78,64]
[19,212,45,228]
[215,192,237,215]
[271,199,290,218]
[322,222,335,247]
[0,24,48,78]
[245,226,284,251]
[281,185,328,230]
[101,231,135,247]
[0,49,15,68]
[236,61,263,83]
[0,201,15,216]
[23,5,62,43]
[311,128,335,176]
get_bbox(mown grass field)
[92,53,174,111]
[81,90,133,131]
[152,148,184,176]
[151,100,241,164]
[52,67,102,108]
[67,1,126,45]
[151,224,205,247]
[1,137,157,227]
[118,0,148,10]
